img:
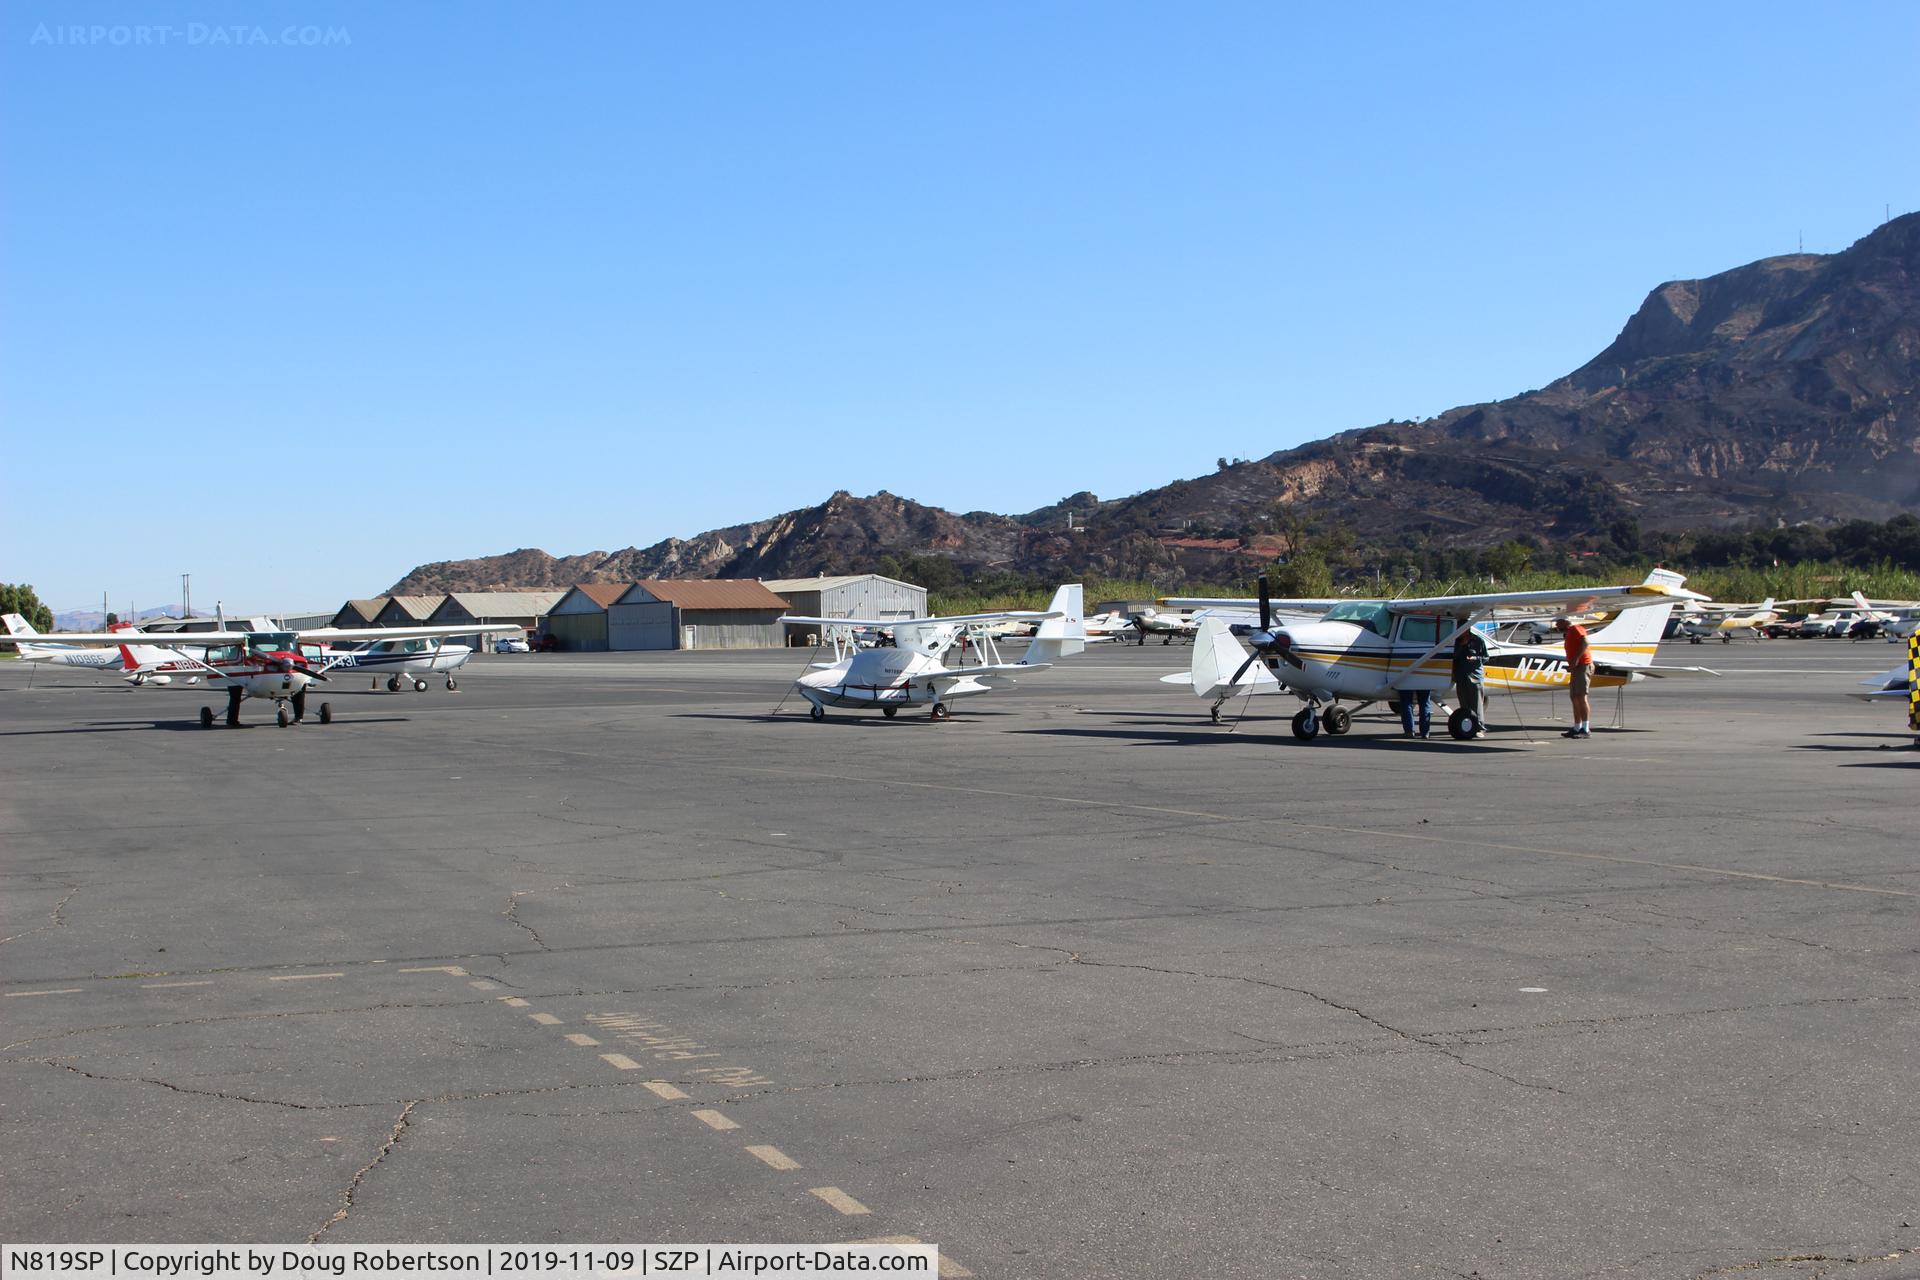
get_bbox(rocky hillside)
[389,214,1920,593]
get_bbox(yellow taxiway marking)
[400,965,468,976]
[746,1145,801,1171]
[601,1053,642,1070]
[468,980,498,990]
[691,1109,739,1131]
[725,764,1919,899]
[643,1080,690,1100]
[564,1033,600,1047]
[4,989,82,998]
[500,997,530,1007]
[851,1240,970,1279]
[141,981,214,989]
[528,1012,562,1026]
[269,972,344,981]
[808,1187,869,1216]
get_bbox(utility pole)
[182,573,191,620]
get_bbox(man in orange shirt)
[1554,617,1593,738]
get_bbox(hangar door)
[608,602,677,651]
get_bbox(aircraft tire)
[1291,708,1320,740]
[931,703,951,722]
[319,702,333,725]
[1448,708,1481,740]
[809,703,825,721]
[446,677,458,691]
[413,679,428,692]
[882,706,898,718]
[1321,706,1352,735]
[276,704,291,728]
[387,677,401,692]
[200,707,214,729]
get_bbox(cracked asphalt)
[1,640,1914,1279]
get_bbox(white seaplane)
[1161,569,1715,740]
[0,621,523,727]
[782,585,1088,721]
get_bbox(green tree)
[0,583,54,631]
[1269,547,1333,597]
[1484,540,1533,583]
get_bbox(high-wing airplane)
[1848,592,1920,640]
[1850,635,1919,744]
[312,636,478,691]
[1161,569,1714,740]
[1678,598,1778,643]
[1130,606,1197,645]
[1,614,202,685]
[0,622,523,727]
[781,585,1089,721]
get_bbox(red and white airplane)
[0,621,523,727]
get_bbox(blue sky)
[4,1,1916,612]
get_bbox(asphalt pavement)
[1,637,1914,1279]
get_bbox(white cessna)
[2,614,201,685]
[1677,598,1779,643]
[782,585,1088,721]
[0,621,524,727]
[1162,569,1713,740]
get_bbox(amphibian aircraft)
[1161,569,1714,740]
[782,585,1089,721]
[0,622,523,727]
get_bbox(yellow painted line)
[141,980,214,989]
[564,1033,600,1047]
[691,1109,739,1131]
[722,764,1919,899]
[809,1187,870,1215]
[643,1080,690,1100]
[400,965,468,976]
[268,972,344,981]
[601,1053,643,1070]
[528,1012,562,1026]
[500,997,530,1007]
[468,980,498,990]
[4,988,83,998]
[747,1145,801,1171]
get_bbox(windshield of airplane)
[245,632,297,654]
[205,644,243,663]
[1323,602,1391,635]
[370,639,432,653]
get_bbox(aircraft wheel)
[276,704,291,728]
[1321,706,1352,735]
[1689,635,1702,644]
[1291,708,1320,740]
[319,702,333,725]
[930,702,951,721]
[882,705,898,718]
[446,677,458,691]
[200,707,214,729]
[1448,708,1481,740]
[413,679,428,692]
[387,677,401,692]
[809,703,825,722]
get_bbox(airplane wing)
[1383,570,1707,618]
[0,630,258,647]
[1160,596,1347,611]
[0,623,523,648]
[779,611,1061,629]
[294,624,524,643]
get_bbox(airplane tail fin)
[1587,601,1676,666]
[1760,597,1776,613]
[2,613,38,637]
[1022,585,1087,664]
[1851,591,1872,612]
[1186,617,1278,696]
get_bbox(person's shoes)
[1562,728,1586,739]
[1417,730,1430,739]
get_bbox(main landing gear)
[809,703,826,721]
[388,676,429,692]
[1320,705,1352,736]
[930,702,951,721]
[198,688,333,729]
[445,676,458,691]
[1447,708,1483,740]
[882,705,899,718]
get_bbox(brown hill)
[389,213,1920,593]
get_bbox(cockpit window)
[1323,602,1391,635]
[1397,615,1438,645]
[246,632,296,654]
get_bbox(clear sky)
[4,1,1916,613]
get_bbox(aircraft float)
[0,621,523,727]
[1161,569,1716,740]
[781,585,1089,721]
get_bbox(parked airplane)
[1131,607,1197,645]
[1678,599,1777,643]
[2,614,200,685]
[1162,570,1714,739]
[0,622,523,727]
[314,636,477,691]
[1851,636,1919,743]
[781,585,1089,721]
[1849,592,1920,640]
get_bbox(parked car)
[494,636,531,654]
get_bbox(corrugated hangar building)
[764,574,928,645]
[374,595,442,627]
[542,583,630,651]
[330,599,389,629]
[430,590,566,648]
[607,580,791,650]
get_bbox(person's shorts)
[1569,664,1592,697]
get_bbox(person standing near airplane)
[1554,616,1594,738]
[1451,624,1487,737]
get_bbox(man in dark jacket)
[1451,624,1487,737]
